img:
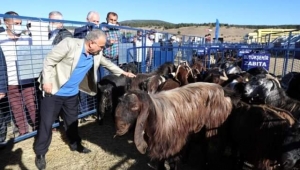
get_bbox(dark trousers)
[34,94,81,155]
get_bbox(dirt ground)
[0,113,218,170]
[0,116,151,170]
[0,110,239,170]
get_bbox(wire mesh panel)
[0,14,98,143]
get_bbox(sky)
[0,0,299,25]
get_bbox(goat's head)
[115,91,150,154]
[202,68,228,85]
[174,63,193,85]
[98,84,114,115]
[155,61,176,75]
[114,92,142,136]
[281,123,300,170]
[226,65,242,75]
[120,63,138,74]
[243,74,281,103]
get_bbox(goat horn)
[264,105,296,127]
[220,70,228,81]
[265,74,281,88]
[185,64,194,77]
[194,68,201,74]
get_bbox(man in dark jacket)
[0,46,8,142]
[48,11,73,45]
[73,11,100,39]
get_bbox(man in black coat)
[73,11,100,39]
[48,11,73,45]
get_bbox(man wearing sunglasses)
[34,29,135,170]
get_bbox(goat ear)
[134,102,149,154]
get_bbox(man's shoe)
[70,143,91,153]
[35,155,46,170]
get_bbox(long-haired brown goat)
[114,82,233,169]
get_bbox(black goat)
[243,74,300,120]
[97,75,129,124]
[229,101,297,170]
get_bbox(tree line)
[119,20,300,30]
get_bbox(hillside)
[138,25,256,43]
[119,20,300,42]
[120,19,173,25]
[119,20,300,29]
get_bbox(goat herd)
[96,59,300,170]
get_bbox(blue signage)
[197,47,206,55]
[242,53,270,71]
[238,45,252,57]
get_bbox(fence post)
[283,31,292,75]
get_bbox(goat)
[201,68,228,85]
[97,62,177,124]
[114,82,233,170]
[140,74,170,94]
[243,74,300,169]
[156,63,194,92]
[127,62,177,91]
[243,74,299,116]
[247,66,269,76]
[229,101,297,170]
[119,62,138,74]
[219,60,243,75]
[97,75,129,124]
[281,72,300,101]
[281,123,300,170]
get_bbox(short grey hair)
[86,11,99,20]
[84,29,106,41]
[49,11,63,19]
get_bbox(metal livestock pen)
[0,13,299,146]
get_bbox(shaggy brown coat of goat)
[114,82,233,160]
